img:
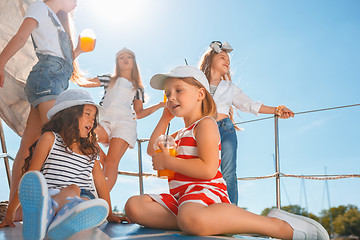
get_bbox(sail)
[0,0,36,137]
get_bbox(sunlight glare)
[86,0,149,28]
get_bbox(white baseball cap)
[150,65,210,92]
[47,89,104,120]
[115,47,135,60]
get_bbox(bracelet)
[275,105,286,116]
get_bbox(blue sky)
[1,0,360,215]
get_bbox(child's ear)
[197,88,206,101]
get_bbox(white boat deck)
[0,222,270,240]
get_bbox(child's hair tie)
[209,41,233,53]
[275,105,286,117]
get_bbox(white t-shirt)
[24,0,66,59]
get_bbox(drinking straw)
[165,122,170,148]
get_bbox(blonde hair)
[56,10,83,83]
[175,77,217,119]
[199,49,240,130]
[112,52,143,90]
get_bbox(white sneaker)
[47,197,109,240]
[267,209,329,240]
[19,171,57,240]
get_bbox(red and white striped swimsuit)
[149,117,230,215]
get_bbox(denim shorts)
[24,54,72,107]
[80,189,96,200]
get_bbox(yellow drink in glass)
[80,29,96,52]
[155,148,176,179]
[153,135,176,179]
[80,36,95,52]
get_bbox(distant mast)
[324,167,334,238]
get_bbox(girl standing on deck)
[199,41,294,204]
[0,0,88,214]
[0,89,128,240]
[78,48,165,190]
[124,65,327,240]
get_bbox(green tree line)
[261,204,360,237]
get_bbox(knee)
[124,195,143,223]
[67,184,81,196]
[177,210,208,236]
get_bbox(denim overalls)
[24,10,73,107]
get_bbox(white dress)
[100,77,139,148]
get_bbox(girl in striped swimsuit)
[125,66,329,240]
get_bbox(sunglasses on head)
[209,41,233,53]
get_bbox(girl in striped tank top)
[1,89,128,239]
[125,66,329,240]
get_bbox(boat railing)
[1,103,360,209]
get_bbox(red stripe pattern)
[149,117,230,215]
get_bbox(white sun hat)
[150,65,210,92]
[47,89,104,120]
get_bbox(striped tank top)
[40,132,96,194]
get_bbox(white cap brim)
[150,65,209,92]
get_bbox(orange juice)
[80,29,96,52]
[155,148,176,179]
[80,36,95,52]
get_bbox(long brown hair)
[178,77,217,119]
[56,9,83,83]
[199,49,240,130]
[22,105,100,173]
[111,52,144,90]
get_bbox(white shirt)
[212,80,263,116]
[24,0,65,59]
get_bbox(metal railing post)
[274,116,281,209]
[137,139,145,195]
[0,119,12,187]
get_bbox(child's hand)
[152,143,171,170]
[158,102,166,108]
[279,106,294,119]
[162,106,175,122]
[75,35,84,54]
[107,213,131,223]
[0,215,15,228]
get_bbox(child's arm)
[153,118,220,180]
[133,99,165,119]
[147,107,174,156]
[259,105,294,119]
[76,76,101,88]
[0,18,37,87]
[92,160,130,223]
[0,132,53,228]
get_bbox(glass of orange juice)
[80,29,96,52]
[153,135,176,179]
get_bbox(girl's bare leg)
[94,125,109,144]
[177,202,293,239]
[103,138,129,190]
[52,184,81,212]
[125,195,178,230]
[11,100,55,221]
